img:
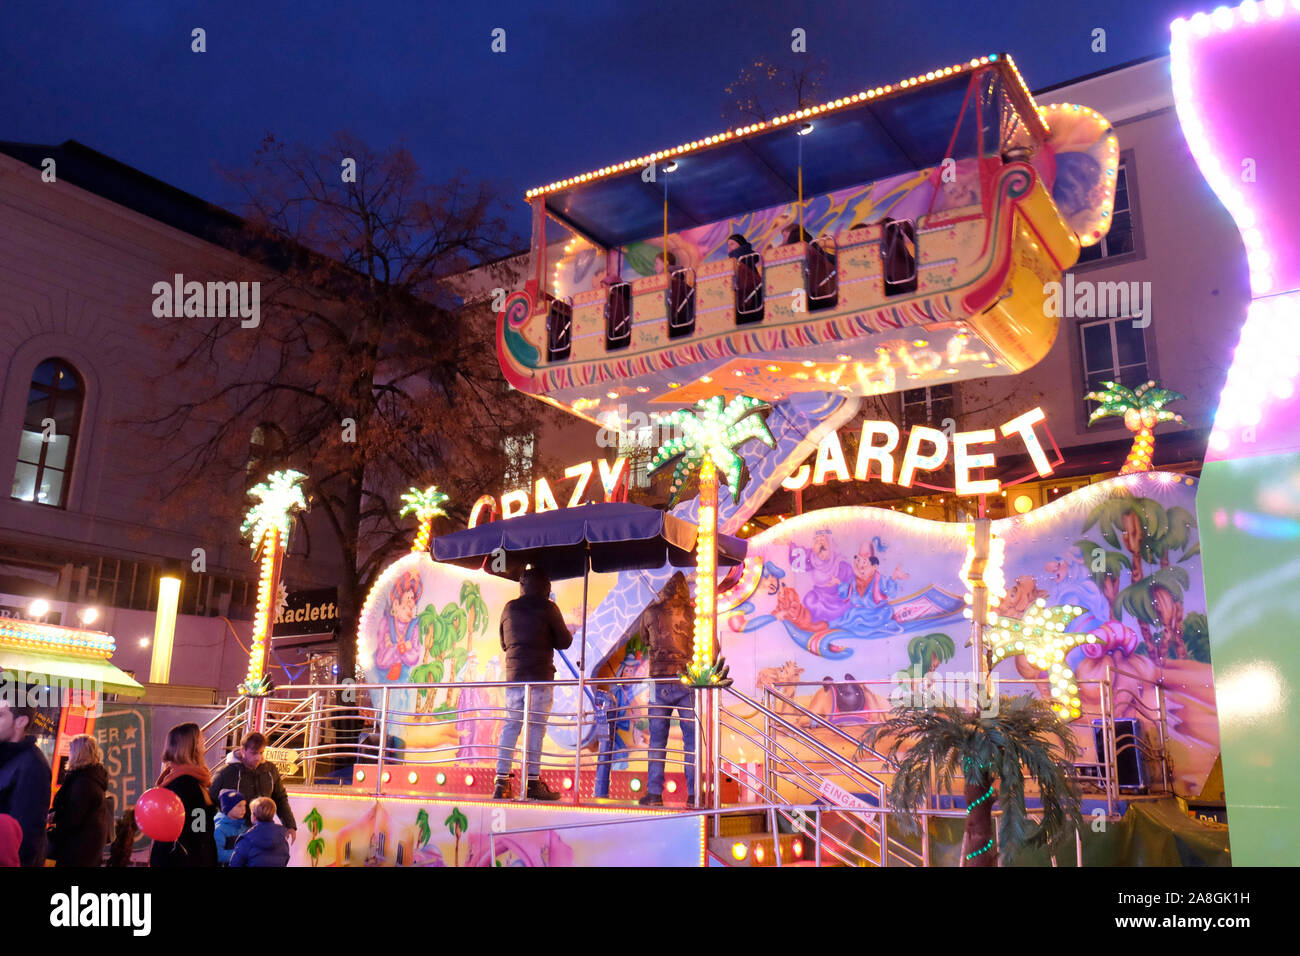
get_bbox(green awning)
[0,647,146,698]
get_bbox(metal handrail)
[720,687,912,867]
[761,686,898,770]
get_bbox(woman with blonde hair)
[48,733,110,866]
[149,722,216,868]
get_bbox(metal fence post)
[376,686,388,797]
[519,683,532,801]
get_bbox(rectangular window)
[1080,317,1150,417]
[901,385,955,430]
[1076,162,1135,264]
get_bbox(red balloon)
[136,787,185,842]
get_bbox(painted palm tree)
[400,486,450,553]
[239,469,309,695]
[861,696,1082,867]
[443,808,468,867]
[909,632,956,676]
[1084,380,1184,474]
[1083,495,1168,658]
[649,394,775,685]
[304,807,325,867]
[415,808,432,853]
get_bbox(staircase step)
[716,813,768,837]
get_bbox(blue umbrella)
[430,501,746,580]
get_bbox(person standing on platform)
[494,568,572,801]
[617,572,716,807]
[0,695,51,866]
[48,733,110,866]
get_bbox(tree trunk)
[963,774,997,867]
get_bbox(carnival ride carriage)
[498,54,1118,430]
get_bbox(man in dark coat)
[0,696,52,866]
[209,732,297,843]
[494,568,572,801]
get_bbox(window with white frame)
[11,358,84,508]
[1080,317,1150,416]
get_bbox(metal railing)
[718,686,922,867]
[210,678,702,800]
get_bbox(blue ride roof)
[529,56,1046,249]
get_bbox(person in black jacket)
[494,568,573,801]
[49,733,110,866]
[208,731,297,844]
[0,695,52,867]
[149,722,217,868]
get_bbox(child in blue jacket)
[230,797,290,867]
[215,790,248,865]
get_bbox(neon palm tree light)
[1085,380,1184,474]
[650,394,774,685]
[400,486,450,553]
[240,469,308,696]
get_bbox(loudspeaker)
[1093,718,1147,791]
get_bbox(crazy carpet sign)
[781,406,1057,495]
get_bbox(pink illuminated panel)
[1171,1,1300,460]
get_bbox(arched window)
[10,358,84,508]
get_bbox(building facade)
[0,141,345,698]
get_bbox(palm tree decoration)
[862,696,1082,867]
[239,469,308,697]
[415,809,431,854]
[304,807,325,867]
[1085,380,1184,474]
[443,808,468,867]
[649,394,774,685]
[985,601,1097,718]
[400,486,450,553]
[895,633,955,683]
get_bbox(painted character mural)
[794,529,854,625]
[833,538,908,636]
[376,570,422,681]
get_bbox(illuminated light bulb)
[381,771,391,784]
[732,842,748,861]
[464,774,475,787]
[355,770,366,783]
[563,777,574,790]
[435,772,447,786]
[408,771,419,785]
[630,778,642,792]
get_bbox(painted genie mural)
[718,472,1219,795]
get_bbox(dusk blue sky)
[2,0,1203,241]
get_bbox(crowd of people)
[0,568,706,867]
[0,694,295,868]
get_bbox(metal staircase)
[712,687,924,867]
